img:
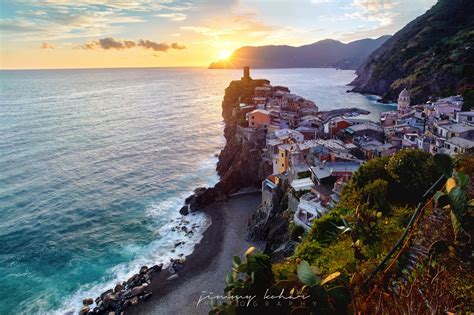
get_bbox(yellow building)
[277,145,290,174]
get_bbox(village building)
[294,192,329,230]
[433,122,474,140]
[247,109,271,129]
[443,137,474,155]
[455,111,474,124]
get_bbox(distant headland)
[208,36,390,70]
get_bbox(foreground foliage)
[212,150,473,314]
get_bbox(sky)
[0,0,437,69]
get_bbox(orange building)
[248,109,271,129]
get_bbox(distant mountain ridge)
[351,0,474,103]
[208,36,391,70]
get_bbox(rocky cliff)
[351,0,474,103]
[184,77,271,211]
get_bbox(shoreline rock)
[83,264,163,314]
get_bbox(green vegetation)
[354,0,474,102]
[213,150,473,314]
[289,224,305,241]
[210,248,350,314]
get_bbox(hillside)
[208,36,390,70]
[351,0,474,103]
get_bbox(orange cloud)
[41,42,54,49]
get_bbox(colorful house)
[247,109,271,129]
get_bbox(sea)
[0,68,395,314]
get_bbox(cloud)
[171,42,186,50]
[156,13,187,21]
[99,37,127,49]
[138,40,169,51]
[77,38,186,52]
[0,0,158,41]
[41,42,54,49]
[353,0,397,11]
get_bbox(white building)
[443,137,474,155]
[294,192,329,230]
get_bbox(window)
[281,163,284,167]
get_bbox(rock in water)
[179,205,189,215]
[139,265,148,275]
[82,298,93,305]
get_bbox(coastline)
[127,192,261,314]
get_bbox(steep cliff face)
[247,189,298,262]
[216,78,271,191]
[351,0,474,103]
[185,77,271,210]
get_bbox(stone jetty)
[80,264,162,314]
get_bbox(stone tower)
[242,66,251,81]
[398,88,411,115]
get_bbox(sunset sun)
[218,50,232,60]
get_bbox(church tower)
[398,88,410,115]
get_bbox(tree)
[386,149,441,204]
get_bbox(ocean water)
[0,68,393,314]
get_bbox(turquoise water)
[0,68,392,314]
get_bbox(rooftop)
[439,123,474,133]
[346,123,383,133]
[457,111,474,117]
[250,109,270,115]
[291,177,314,191]
[446,137,474,148]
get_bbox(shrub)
[386,149,441,204]
[361,179,390,213]
[290,224,305,241]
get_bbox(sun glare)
[218,50,232,60]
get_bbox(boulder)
[139,266,148,275]
[100,289,113,300]
[187,187,218,211]
[179,205,189,216]
[114,283,124,293]
[82,298,93,306]
[79,305,90,315]
[131,285,146,297]
[127,274,139,284]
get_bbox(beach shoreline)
[127,192,261,315]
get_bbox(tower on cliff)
[242,66,251,81]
